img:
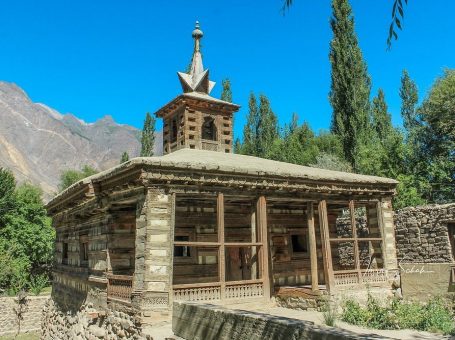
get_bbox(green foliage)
[342,295,455,335]
[0,168,15,219]
[120,151,130,163]
[387,0,408,49]
[310,153,352,172]
[140,112,156,157]
[394,174,427,209]
[0,172,55,295]
[400,70,419,133]
[239,93,278,158]
[322,301,338,327]
[329,0,371,169]
[28,274,49,296]
[59,165,98,191]
[0,246,30,296]
[221,79,233,103]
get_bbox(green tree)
[371,89,392,142]
[241,93,259,156]
[121,152,130,163]
[417,69,455,202]
[0,177,54,294]
[329,0,371,169]
[233,138,242,154]
[400,70,419,133]
[0,168,15,219]
[140,112,156,157]
[221,79,233,103]
[257,94,279,158]
[59,165,98,191]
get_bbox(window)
[202,117,217,141]
[174,235,190,257]
[80,235,89,266]
[62,242,68,264]
[291,233,308,254]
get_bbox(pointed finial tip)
[192,20,203,38]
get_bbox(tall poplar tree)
[221,79,233,103]
[329,0,371,169]
[371,89,392,142]
[256,94,279,158]
[241,93,259,155]
[400,70,419,133]
[140,112,156,157]
[120,152,129,163]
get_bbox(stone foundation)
[41,299,150,340]
[0,295,49,336]
[275,295,326,311]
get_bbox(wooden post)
[319,200,334,292]
[251,210,258,279]
[350,200,361,282]
[217,193,226,299]
[257,196,271,298]
[307,202,319,292]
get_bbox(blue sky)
[0,0,453,139]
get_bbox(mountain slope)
[0,81,162,199]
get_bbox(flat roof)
[48,149,398,208]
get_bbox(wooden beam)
[251,209,258,279]
[350,200,361,281]
[319,200,334,292]
[257,196,271,298]
[307,202,318,292]
[217,192,226,299]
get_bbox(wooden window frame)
[289,230,310,259]
[327,200,384,276]
[62,242,69,265]
[174,230,197,264]
[79,235,89,267]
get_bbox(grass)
[341,294,455,335]
[0,332,40,340]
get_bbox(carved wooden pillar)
[319,200,334,292]
[257,196,271,298]
[217,193,226,299]
[349,200,361,282]
[307,202,319,291]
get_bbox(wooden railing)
[201,139,218,151]
[107,274,133,302]
[173,280,264,302]
[334,269,388,286]
[225,280,264,299]
[173,282,222,302]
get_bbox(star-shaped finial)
[177,21,215,94]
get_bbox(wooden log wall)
[107,208,136,275]
[173,197,219,285]
[268,203,325,287]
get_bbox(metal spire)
[177,21,215,94]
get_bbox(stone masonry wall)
[173,301,393,340]
[41,299,151,340]
[395,203,455,263]
[0,295,49,336]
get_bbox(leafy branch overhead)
[281,0,409,49]
[387,0,408,49]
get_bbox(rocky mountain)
[0,81,162,200]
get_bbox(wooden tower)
[154,22,240,154]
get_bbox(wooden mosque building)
[46,22,399,321]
